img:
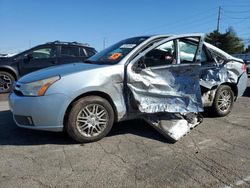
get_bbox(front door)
[126,35,204,114]
[19,46,57,76]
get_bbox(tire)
[0,71,15,93]
[66,96,114,143]
[212,85,234,117]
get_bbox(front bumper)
[9,92,72,132]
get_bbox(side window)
[144,40,176,67]
[179,40,198,63]
[79,48,87,57]
[201,48,208,63]
[85,49,96,57]
[30,47,56,59]
[61,46,79,57]
[207,48,226,64]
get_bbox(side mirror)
[24,53,33,63]
[27,54,33,60]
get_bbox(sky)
[0,0,250,53]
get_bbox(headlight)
[20,76,60,96]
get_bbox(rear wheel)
[0,71,15,93]
[66,96,114,142]
[212,85,234,117]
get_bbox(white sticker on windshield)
[120,44,137,49]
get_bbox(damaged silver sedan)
[9,34,248,142]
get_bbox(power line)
[167,17,216,33]
[222,5,250,8]
[134,8,218,34]
[92,6,249,48]
[221,16,249,27]
[144,12,217,35]
[88,7,218,44]
[222,9,250,14]
[215,6,250,38]
[222,15,250,20]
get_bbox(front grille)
[14,115,34,126]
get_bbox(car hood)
[18,62,109,83]
[0,57,12,64]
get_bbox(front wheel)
[212,85,234,117]
[66,96,114,143]
[0,71,15,93]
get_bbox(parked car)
[232,53,250,74]
[0,54,8,57]
[246,61,250,74]
[0,41,97,93]
[9,34,248,142]
[0,53,17,57]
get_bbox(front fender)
[0,65,19,79]
[46,67,126,121]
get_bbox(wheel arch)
[213,82,238,101]
[211,83,236,117]
[0,66,18,80]
[63,91,118,128]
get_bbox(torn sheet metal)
[127,65,203,113]
[200,45,241,90]
[143,113,203,142]
[201,88,216,107]
[199,61,240,106]
[199,65,229,89]
[199,63,241,92]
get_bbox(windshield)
[87,37,149,64]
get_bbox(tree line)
[205,27,250,54]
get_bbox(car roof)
[138,34,243,62]
[204,42,243,62]
[44,41,95,50]
[145,33,204,39]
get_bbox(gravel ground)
[0,78,249,188]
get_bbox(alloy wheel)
[217,90,232,112]
[0,73,12,92]
[76,104,108,137]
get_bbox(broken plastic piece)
[143,113,203,142]
[161,119,189,141]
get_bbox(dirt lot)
[0,79,250,188]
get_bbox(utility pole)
[216,6,221,32]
